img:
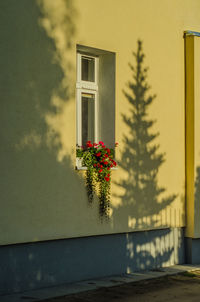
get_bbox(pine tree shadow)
[112,40,179,271]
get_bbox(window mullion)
[95,57,99,85]
[94,91,98,143]
[76,88,82,147]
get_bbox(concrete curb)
[1,264,200,302]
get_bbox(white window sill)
[75,158,117,170]
[76,166,118,171]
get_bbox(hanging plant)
[76,141,118,218]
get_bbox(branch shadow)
[0,0,90,294]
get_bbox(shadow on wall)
[0,1,184,293]
[0,0,91,293]
[112,40,180,271]
[0,0,88,246]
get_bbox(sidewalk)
[1,264,200,302]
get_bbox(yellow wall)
[1,0,200,245]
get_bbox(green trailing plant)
[76,141,118,217]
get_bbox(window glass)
[81,56,95,82]
[81,93,95,146]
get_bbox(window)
[76,53,99,147]
[76,45,116,167]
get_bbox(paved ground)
[2,265,200,302]
[39,271,200,302]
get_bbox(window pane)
[82,93,95,146]
[81,56,95,82]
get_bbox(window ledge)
[76,166,118,171]
[75,158,117,170]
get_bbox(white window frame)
[76,53,99,148]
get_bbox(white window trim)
[76,53,98,90]
[76,89,98,147]
[76,53,99,148]
[76,46,117,170]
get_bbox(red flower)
[99,169,103,173]
[86,142,93,148]
[104,176,110,182]
[107,173,110,177]
[113,161,117,166]
[96,152,101,157]
[110,164,113,168]
[104,161,108,165]
[104,154,108,158]
[106,148,111,154]
[93,163,97,167]
[107,167,110,170]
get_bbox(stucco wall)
[0,228,185,295]
[1,0,200,245]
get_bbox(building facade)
[1,0,200,295]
